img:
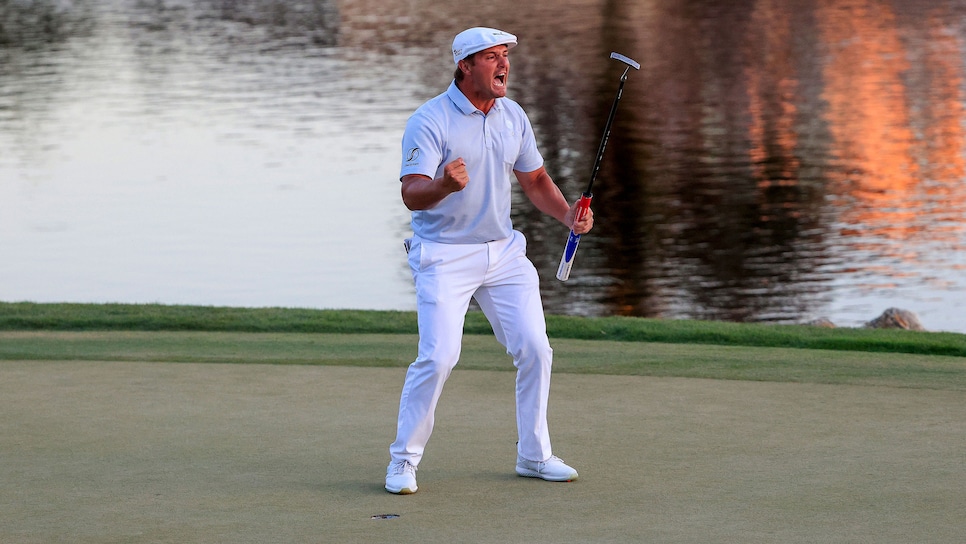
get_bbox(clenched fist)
[439,158,469,194]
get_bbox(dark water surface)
[2,0,964,332]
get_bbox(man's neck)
[456,80,496,115]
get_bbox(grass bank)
[1,301,964,357]
[3,330,966,390]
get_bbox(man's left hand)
[567,200,594,235]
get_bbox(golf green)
[2,361,963,543]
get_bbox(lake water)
[2,0,965,333]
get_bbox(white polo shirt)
[400,81,544,244]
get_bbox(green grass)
[2,301,964,357]
[2,330,965,390]
[2,302,966,390]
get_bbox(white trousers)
[389,230,555,466]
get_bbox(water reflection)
[1,0,964,332]
[527,0,966,330]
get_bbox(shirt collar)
[447,80,503,115]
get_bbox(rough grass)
[3,330,965,390]
[1,301,964,357]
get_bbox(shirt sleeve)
[512,108,544,174]
[400,111,443,181]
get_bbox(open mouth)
[495,73,507,87]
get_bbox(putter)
[556,52,640,281]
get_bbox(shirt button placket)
[485,114,493,150]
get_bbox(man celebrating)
[386,27,594,494]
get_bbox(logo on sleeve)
[405,147,420,164]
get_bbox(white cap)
[452,27,517,65]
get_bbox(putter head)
[610,52,640,70]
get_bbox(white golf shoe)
[515,455,579,482]
[385,460,418,494]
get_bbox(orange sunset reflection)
[817,0,966,261]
